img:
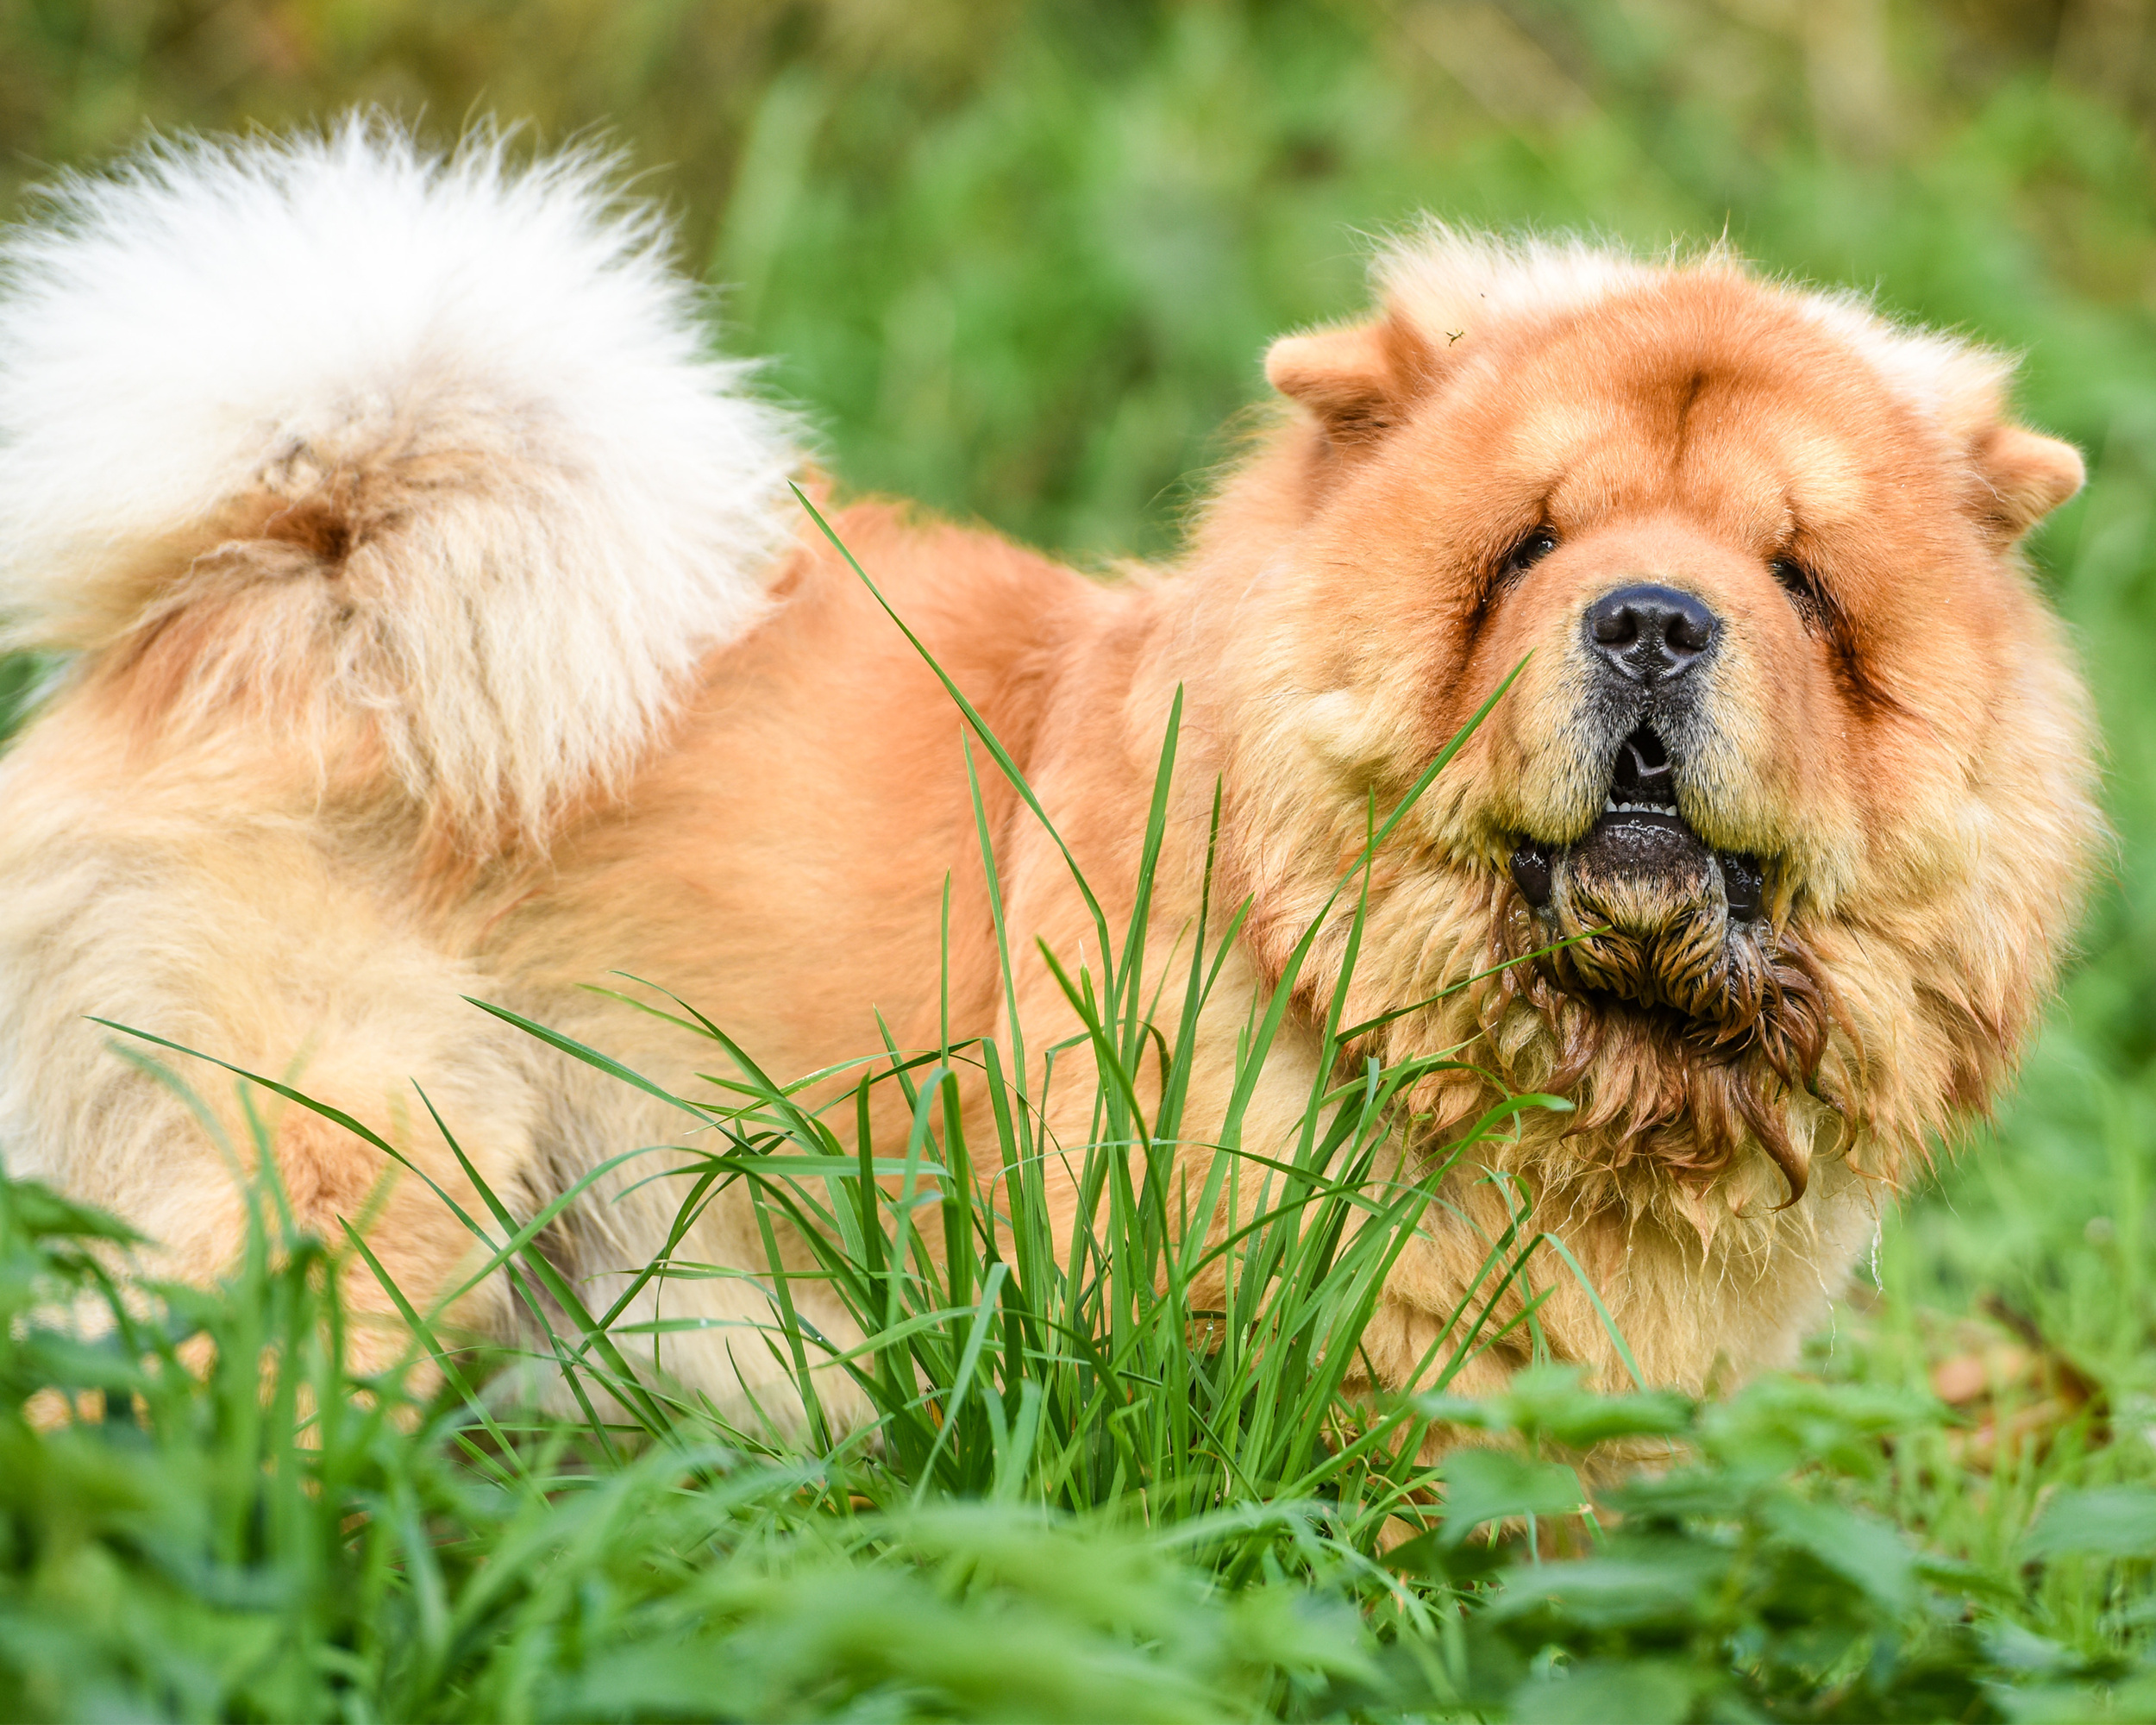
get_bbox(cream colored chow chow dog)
[0,122,2098,1427]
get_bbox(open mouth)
[1508,726,1766,925]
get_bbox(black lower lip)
[1574,806,1707,880]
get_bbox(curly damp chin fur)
[1501,886,1852,1190]
[1232,834,1860,1212]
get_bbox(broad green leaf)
[1509,1659,1698,1725]
[1417,1364,1694,1448]
[1760,1496,1917,1615]
[1438,1448,1587,1544]
[1486,1545,1730,1633]
[2024,1487,2156,1561]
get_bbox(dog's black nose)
[1585,584,1719,681]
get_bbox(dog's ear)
[1265,315,1438,450]
[1971,423,2084,541]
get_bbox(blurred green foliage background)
[3,0,2154,1396]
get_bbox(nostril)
[1666,607,1714,655]
[1592,605,1639,646]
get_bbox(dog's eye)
[1502,529,1560,578]
[1770,555,1821,616]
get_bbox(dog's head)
[1198,230,2100,1207]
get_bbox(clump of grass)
[8,1158,2155,1722]
[0,1150,1396,1722]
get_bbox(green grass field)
[3,2,2156,1718]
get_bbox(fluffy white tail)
[0,116,801,847]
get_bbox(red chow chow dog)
[0,121,2099,1427]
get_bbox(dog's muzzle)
[1510,727,1764,921]
[1505,725,1772,1030]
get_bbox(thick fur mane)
[0,117,801,850]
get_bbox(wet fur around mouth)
[1486,883,1845,1201]
[1493,729,1841,1196]
[1512,727,1780,1031]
